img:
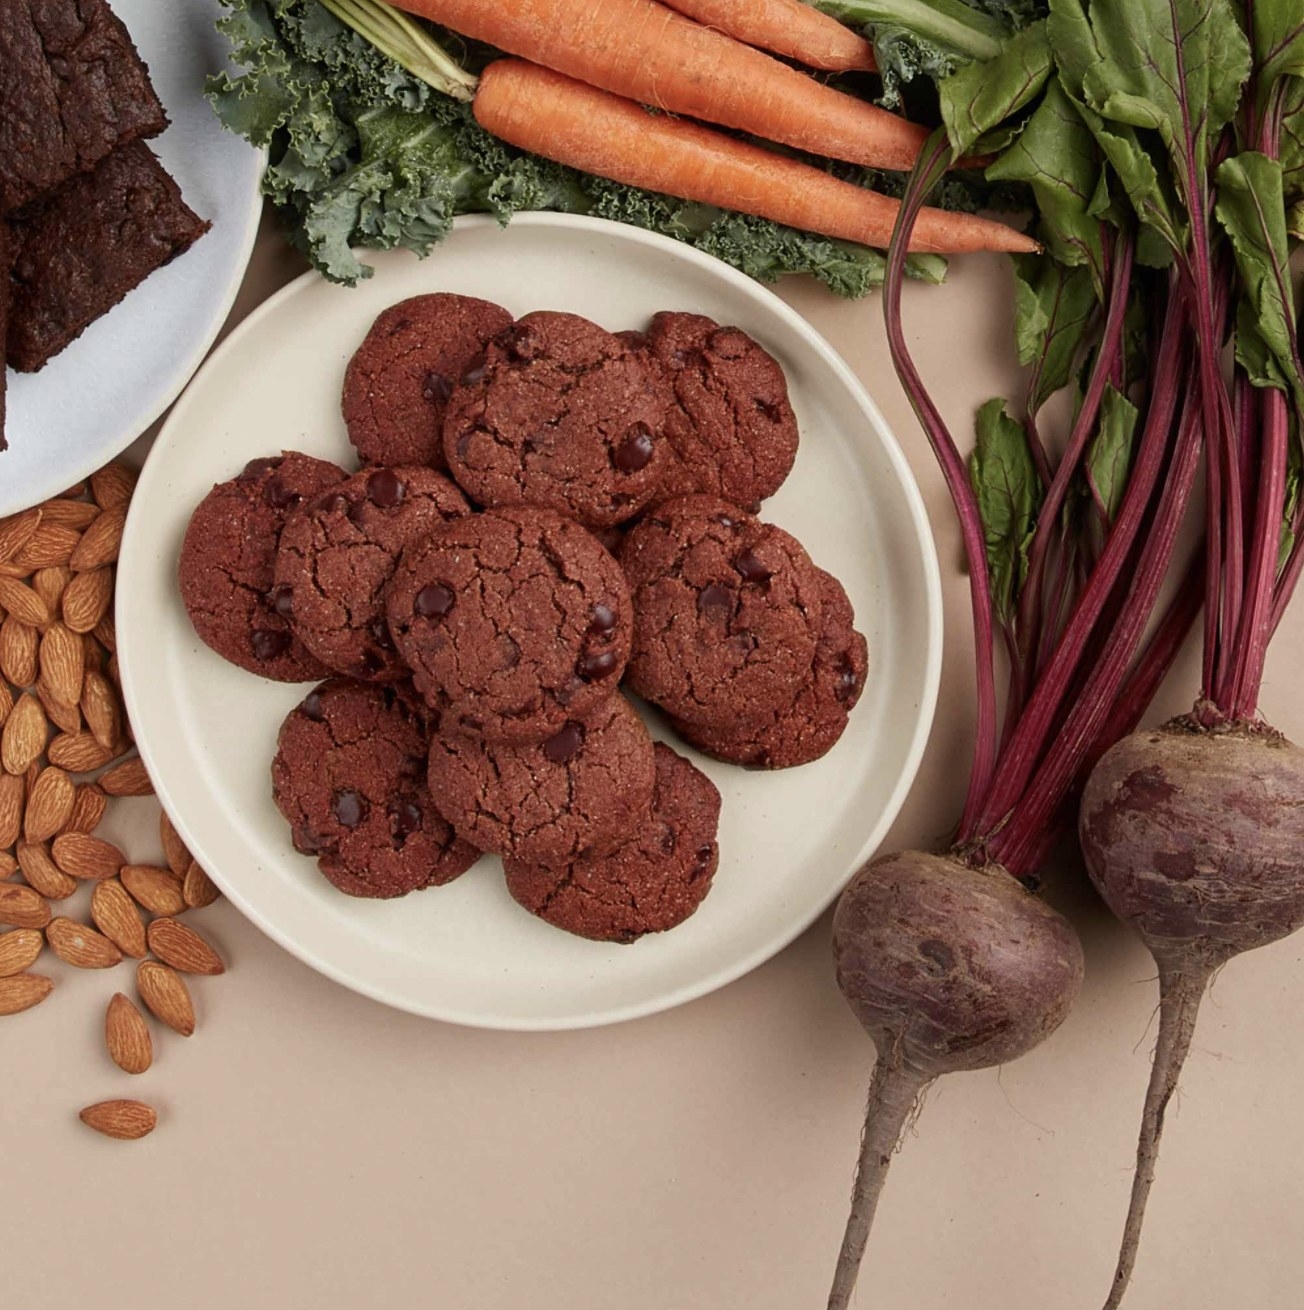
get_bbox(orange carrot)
[392,0,927,171]
[474,61,1040,256]
[659,0,876,72]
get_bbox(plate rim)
[118,211,944,1031]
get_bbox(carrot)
[658,0,876,72]
[391,0,928,171]
[474,61,1039,256]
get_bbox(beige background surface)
[4,211,1302,1310]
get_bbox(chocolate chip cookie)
[640,311,799,508]
[386,505,632,742]
[426,694,656,868]
[620,495,824,727]
[503,743,721,943]
[342,293,513,469]
[178,452,347,681]
[272,679,480,898]
[442,311,670,528]
[272,465,469,681]
[673,569,867,767]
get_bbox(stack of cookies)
[178,295,867,944]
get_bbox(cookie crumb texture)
[504,743,722,943]
[621,495,824,727]
[272,465,469,682]
[387,505,633,743]
[272,679,479,898]
[342,293,513,469]
[427,695,656,868]
[443,311,670,529]
[178,452,346,681]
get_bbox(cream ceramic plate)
[117,215,942,1030]
[0,0,263,515]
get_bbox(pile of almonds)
[0,464,224,1142]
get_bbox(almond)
[64,784,108,835]
[0,616,39,686]
[47,916,123,969]
[32,565,72,621]
[80,670,122,752]
[0,851,17,880]
[23,766,74,842]
[2,694,47,775]
[38,500,101,530]
[61,567,114,634]
[39,622,83,708]
[0,508,42,565]
[12,522,81,571]
[0,929,43,977]
[0,772,23,849]
[79,1099,156,1140]
[0,679,12,726]
[0,578,49,629]
[136,960,194,1036]
[105,992,152,1074]
[91,880,147,958]
[91,463,137,512]
[0,973,54,1016]
[15,841,78,900]
[182,861,221,910]
[51,832,124,881]
[146,917,225,976]
[59,480,89,498]
[159,810,192,877]
[120,865,186,915]
[82,631,104,673]
[92,614,116,652]
[99,757,153,798]
[47,730,114,773]
[0,883,51,928]
[35,678,81,734]
[69,506,126,572]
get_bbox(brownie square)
[0,0,168,215]
[6,141,210,373]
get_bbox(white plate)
[117,214,942,1030]
[1,0,263,515]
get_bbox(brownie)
[6,141,209,373]
[0,0,168,214]
[0,224,10,451]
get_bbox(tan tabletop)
[6,209,1303,1310]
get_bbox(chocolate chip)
[587,603,618,635]
[728,632,759,656]
[421,370,453,403]
[357,648,386,677]
[294,824,323,854]
[270,583,295,618]
[370,619,395,651]
[494,322,542,362]
[238,456,279,483]
[461,353,487,385]
[660,825,677,854]
[300,690,324,721]
[697,583,733,616]
[456,429,478,459]
[367,468,405,508]
[613,423,655,474]
[694,844,715,873]
[499,635,521,670]
[313,492,351,516]
[332,789,366,827]
[389,800,423,841]
[543,722,585,764]
[414,583,454,618]
[734,549,771,584]
[555,678,581,707]
[251,629,290,661]
[576,648,619,681]
[834,654,859,703]
[264,477,300,509]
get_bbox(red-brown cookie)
[342,293,513,469]
[673,569,867,767]
[178,452,347,681]
[442,311,670,528]
[271,465,469,681]
[271,679,480,899]
[386,505,632,743]
[426,695,656,868]
[619,495,824,727]
[503,743,721,943]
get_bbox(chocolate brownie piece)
[442,311,671,529]
[342,294,513,470]
[427,694,656,868]
[179,452,347,682]
[0,0,168,214]
[619,495,824,727]
[673,569,867,767]
[7,141,209,372]
[273,679,480,899]
[641,311,799,508]
[503,743,721,943]
[387,505,632,743]
[272,466,470,682]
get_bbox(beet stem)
[1102,958,1212,1310]
[828,1059,931,1310]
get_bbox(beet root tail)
[828,1059,931,1310]
[1102,959,1211,1310]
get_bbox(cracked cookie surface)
[342,293,513,469]
[386,504,632,742]
[442,311,670,529]
[272,678,479,898]
[178,452,346,681]
[619,495,824,727]
[503,743,721,943]
[673,569,867,767]
[272,465,469,681]
[426,694,655,868]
